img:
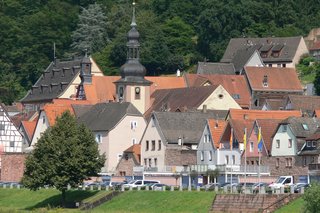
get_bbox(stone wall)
[1,153,27,182]
[115,153,138,176]
[165,148,196,166]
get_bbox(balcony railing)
[133,164,270,174]
[309,163,320,171]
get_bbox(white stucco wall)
[198,85,241,110]
[246,51,264,67]
[140,116,166,171]
[292,37,309,66]
[126,85,150,114]
[271,124,296,156]
[99,115,146,173]
[30,111,50,148]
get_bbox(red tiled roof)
[256,119,282,151]
[146,76,186,94]
[43,99,91,126]
[21,119,37,141]
[310,41,320,50]
[314,109,320,117]
[287,95,320,112]
[185,74,251,108]
[229,119,255,143]
[245,66,303,91]
[228,109,302,120]
[208,119,227,148]
[124,144,141,163]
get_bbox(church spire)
[131,1,137,27]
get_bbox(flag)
[230,128,233,150]
[243,128,247,151]
[257,127,263,152]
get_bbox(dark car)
[203,183,221,191]
[294,183,310,193]
[252,182,268,193]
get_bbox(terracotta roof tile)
[145,76,186,94]
[229,109,302,120]
[256,119,282,151]
[124,144,141,163]
[229,119,255,143]
[208,119,227,148]
[287,95,320,113]
[185,74,251,108]
[43,99,91,126]
[21,119,37,141]
[314,109,320,117]
[245,66,303,92]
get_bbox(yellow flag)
[243,128,247,151]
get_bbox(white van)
[269,176,294,189]
[124,180,160,188]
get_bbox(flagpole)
[244,128,247,192]
[258,127,261,193]
[230,128,233,187]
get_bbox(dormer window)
[272,51,280,58]
[261,52,268,58]
[263,75,268,87]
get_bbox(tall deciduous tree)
[22,111,105,207]
[71,3,108,54]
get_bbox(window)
[117,154,122,162]
[151,140,155,151]
[286,158,292,168]
[312,141,316,147]
[0,122,4,131]
[158,140,161,150]
[232,94,240,99]
[10,141,14,147]
[277,64,281,67]
[276,140,280,148]
[132,138,137,144]
[135,87,141,100]
[303,156,307,166]
[148,158,152,167]
[131,121,138,129]
[42,116,45,124]
[282,64,286,68]
[268,64,272,67]
[250,142,254,152]
[232,155,235,165]
[288,139,292,148]
[276,158,280,168]
[144,158,147,166]
[146,140,149,151]
[256,160,259,165]
[209,151,212,161]
[272,51,279,58]
[307,141,312,147]
[302,124,309,130]
[282,125,287,132]
[204,135,208,143]
[95,134,102,143]
[225,155,229,164]
[120,171,126,176]
[154,158,157,167]
[311,156,315,163]
[119,87,124,99]
[201,151,204,161]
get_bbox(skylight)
[302,124,309,130]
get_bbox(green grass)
[92,191,215,213]
[0,188,105,212]
[275,197,304,213]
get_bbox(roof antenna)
[131,0,137,27]
[53,42,56,64]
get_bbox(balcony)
[133,166,189,174]
[309,163,320,170]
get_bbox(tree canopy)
[22,111,105,206]
[2,0,320,104]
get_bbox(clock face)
[135,87,140,94]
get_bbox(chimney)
[176,69,181,77]
[202,105,207,113]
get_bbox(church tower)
[76,51,92,100]
[114,1,152,114]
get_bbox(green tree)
[303,182,320,212]
[71,3,108,55]
[22,111,105,207]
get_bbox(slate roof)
[279,117,320,138]
[286,95,320,115]
[184,74,251,108]
[153,111,219,145]
[256,119,282,151]
[145,86,218,119]
[245,67,303,92]
[208,119,227,148]
[221,36,303,63]
[78,102,142,132]
[231,47,258,72]
[21,59,82,103]
[72,104,93,118]
[196,62,236,75]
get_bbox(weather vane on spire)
[131,0,137,27]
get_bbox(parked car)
[152,183,169,191]
[269,176,294,189]
[294,183,310,193]
[124,180,160,188]
[252,182,269,193]
[203,183,221,191]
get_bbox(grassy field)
[0,189,215,213]
[275,197,304,213]
[0,188,108,212]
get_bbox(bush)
[303,182,320,212]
